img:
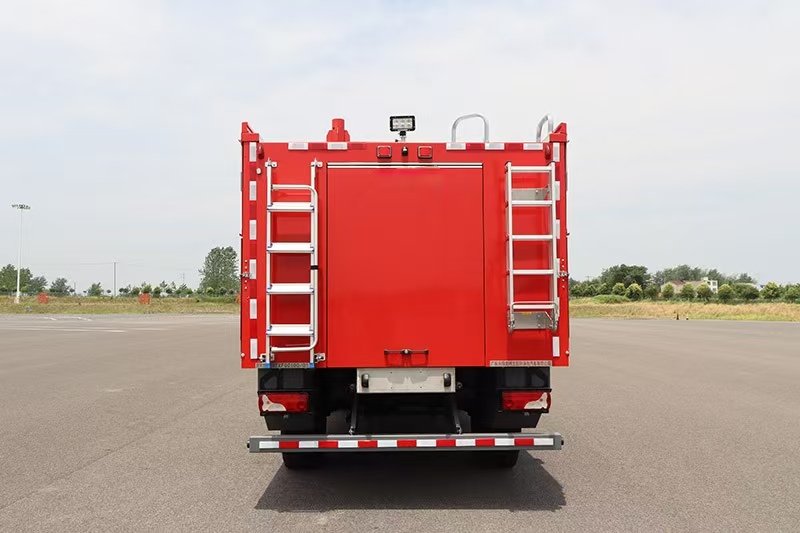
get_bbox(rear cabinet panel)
[325,166,486,368]
[239,128,569,370]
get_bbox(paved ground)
[0,315,798,532]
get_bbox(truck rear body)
[240,114,570,467]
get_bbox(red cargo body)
[239,120,570,372]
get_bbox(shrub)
[734,284,760,301]
[784,285,800,303]
[696,283,713,302]
[625,283,643,301]
[644,284,659,300]
[597,282,612,295]
[612,282,626,296]
[717,283,734,302]
[662,284,675,299]
[761,282,781,300]
[680,284,695,300]
[593,295,629,304]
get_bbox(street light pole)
[11,204,31,304]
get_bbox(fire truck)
[241,113,569,469]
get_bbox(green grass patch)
[570,298,800,321]
[0,295,238,315]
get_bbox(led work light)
[389,115,415,132]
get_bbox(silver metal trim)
[450,113,490,142]
[536,114,554,142]
[248,431,564,453]
[356,367,457,394]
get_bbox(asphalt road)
[0,315,798,532]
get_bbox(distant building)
[662,277,718,294]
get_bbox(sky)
[1,0,799,292]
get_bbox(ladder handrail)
[266,161,321,366]
[450,113,490,142]
[536,114,554,142]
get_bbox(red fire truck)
[241,113,569,469]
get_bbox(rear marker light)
[418,146,433,159]
[501,391,551,411]
[259,392,309,413]
[377,145,392,158]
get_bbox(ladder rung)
[509,165,552,173]
[513,303,556,310]
[267,283,314,295]
[268,242,313,254]
[511,188,549,202]
[511,235,555,242]
[511,200,553,207]
[268,202,314,213]
[267,324,313,336]
[512,269,554,276]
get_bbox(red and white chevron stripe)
[251,434,560,452]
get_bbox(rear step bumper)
[247,432,563,452]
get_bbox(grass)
[571,297,800,321]
[0,296,238,315]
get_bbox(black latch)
[384,349,429,356]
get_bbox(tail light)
[501,391,551,411]
[259,392,309,413]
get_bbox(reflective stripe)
[249,220,256,240]
[288,142,309,150]
[249,259,256,279]
[298,440,318,449]
[485,142,505,150]
[417,439,437,447]
[377,440,398,448]
[456,438,476,447]
[249,181,257,201]
[250,338,258,360]
[338,440,358,448]
[523,142,543,151]
[534,437,555,446]
[250,299,257,319]
[259,440,279,449]
[553,336,561,358]
[327,142,348,150]
[494,438,515,446]
[446,142,466,150]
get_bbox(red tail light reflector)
[501,391,550,411]
[377,145,392,158]
[259,392,309,413]
[417,146,433,159]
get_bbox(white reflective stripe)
[553,336,560,358]
[327,142,347,150]
[288,142,309,150]
[299,441,319,449]
[446,142,466,150]
[259,440,279,449]
[534,437,554,447]
[249,220,256,240]
[554,180,561,201]
[249,181,257,201]
[494,438,515,446]
[250,338,258,360]
[524,142,543,151]
[417,439,436,447]
[250,299,257,319]
[249,143,257,162]
[555,220,561,240]
[338,440,359,448]
[456,439,476,447]
[485,142,504,150]
[553,143,561,162]
[249,259,256,279]
[377,440,398,448]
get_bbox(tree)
[597,282,612,295]
[717,284,734,302]
[570,283,585,298]
[130,286,141,296]
[599,264,650,288]
[662,283,675,299]
[199,246,238,294]
[784,285,800,303]
[141,284,152,294]
[49,277,71,296]
[87,282,103,297]
[153,286,163,297]
[206,287,216,296]
[0,264,32,294]
[612,282,626,296]
[680,284,695,300]
[644,284,659,300]
[583,283,597,297]
[696,283,713,302]
[760,282,781,301]
[625,283,643,301]
[734,284,760,301]
[28,276,47,294]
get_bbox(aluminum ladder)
[265,161,321,366]
[505,162,559,331]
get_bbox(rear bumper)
[247,432,563,453]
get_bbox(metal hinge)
[314,353,326,363]
[241,271,251,279]
[558,271,569,278]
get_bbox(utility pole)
[11,204,31,304]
